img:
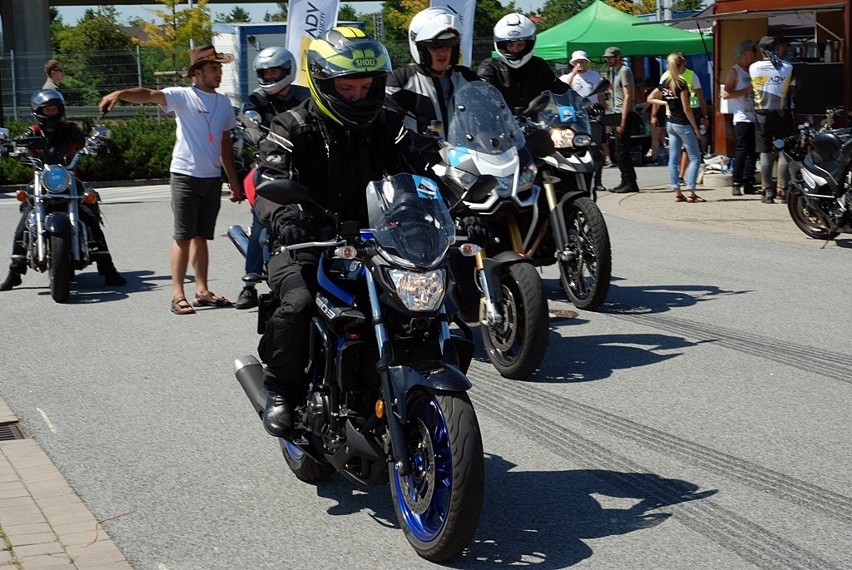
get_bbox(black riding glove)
[276,216,317,246]
[459,215,492,247]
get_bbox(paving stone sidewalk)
[0,399,131,569]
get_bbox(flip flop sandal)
[193,292,232,308]
[675,195,687,202]
[687,194,707,203]
[171,297,195,315]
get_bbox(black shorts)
[755,111,794,153]
[170,173,222,241]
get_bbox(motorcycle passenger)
[252,27,412,438]
[1,90,125,291]
[385,6,491,248]
[234,47,309,310]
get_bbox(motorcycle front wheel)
[559,196,612,311]
[787,191,840,240]
[48,234,72,303]
[481,262,549,379]
[390,389,484,562]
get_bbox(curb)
[0,400,132,569]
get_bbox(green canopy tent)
[534,0,713,62]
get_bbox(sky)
[57,1,543,26]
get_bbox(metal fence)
[0,38,536,123]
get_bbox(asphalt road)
[0,180,850,569]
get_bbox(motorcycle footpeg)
[10,254,26,262]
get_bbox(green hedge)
[1,114,179,185]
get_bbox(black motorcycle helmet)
[31,89,66,130]
[305,27,391,130]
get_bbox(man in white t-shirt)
[99,44,244,315]
[559,50,608,191]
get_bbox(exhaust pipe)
[228,225,249,258]
[234,355,267,418]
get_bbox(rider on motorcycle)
[234,46,309,310]
[0,89,125,291]
[385,6,492,248]
[252,27,412,437]
[477,13,569,112]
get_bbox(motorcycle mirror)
[590,78,611,96]
[524,93,550,117]
[0,128,9,140]
[91,126,111,139]
[240,111,261,129]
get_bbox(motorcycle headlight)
[519,163,537,191]
[41,165,71,194]
[550,128,575,149]
[572,133,592,148]
[388,268,445,312]
[445,166,478,190]
[495,176,513,198]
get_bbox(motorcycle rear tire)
[390,389,484,562]
[787,191,840,240]
[48,234,72,303]
[559,196,611,311]
[481,262,549,379]
[280,439,335,483]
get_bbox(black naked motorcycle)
[777,107,852,241]
[229,174,488,561]
[0,125,111,302]
[518,82,613,310]
[432,81,550,380]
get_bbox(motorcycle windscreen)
[537,90,592,133]
[366,174,455,270]
[446,82,526,156]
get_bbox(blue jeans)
[245,208,269,285]
[667,122,701,190]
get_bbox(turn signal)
[375,398,385,419]
[83,192,97,204]
[15,189,28,202]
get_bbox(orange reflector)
[375,399,385,419]
[83,192,97,204]
[15,190,28,202]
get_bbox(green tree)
[53,7,136,105]
[216,7,251,23]
[338,4,358,23]
[538,0,591,31]
[673,0,704,11]
[264,3,288,22]
[138,0,213,79]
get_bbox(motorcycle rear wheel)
[48,234,72,303]
[390,389,484,562]
[787,191,840,240]
[559,196,611,311]
[481,262,549,379]
[280,439,335,483]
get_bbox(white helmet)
[252,46,297,94]
[408,7,461,69]
[494,13,536,69]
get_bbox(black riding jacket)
[255,99,410,230]
[477,56,569,112]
